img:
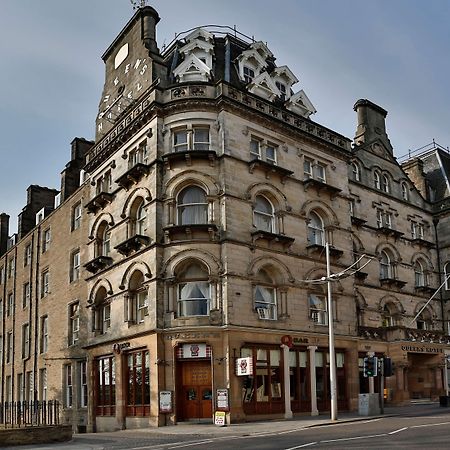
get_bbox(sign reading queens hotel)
[401,345,444,354]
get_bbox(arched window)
[380,250,393,279]
[308,293,327,325]
[128,271,148,323]
[381,174,390,193]
[96,221,111,257]
[93,287,111,334]
[382,304,395,327]
[130,198,146,236]
[177,262,210,317]
[307,211,325,246]
[254,195,275,232]
[350,162,360,181]
[416,309,432,330]
[401,182,409,201]
[444,262,450,290]
[374,171,381,190]
[414,260,426,287]
[254,268,277,320]
[177,186,208,225]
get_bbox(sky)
[1,0,450,233]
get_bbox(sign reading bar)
[236,357,253,376]
[159,391,173,413]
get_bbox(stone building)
[1,5,450,432]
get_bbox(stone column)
[308,345,319,416]
[282,344,293,419]
[115,352,126,430]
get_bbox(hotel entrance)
[407,352,442,400]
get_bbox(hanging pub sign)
[236,357,253,376]
[159,390,173,413]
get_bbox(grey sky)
[1,0,450,233]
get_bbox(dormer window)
[244,66,255,83]
[275,81,286,100]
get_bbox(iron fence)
[0,400,59,428]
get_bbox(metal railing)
[0,400,59,428]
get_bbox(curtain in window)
[254,196,274,232]
[178,281,210,316]
[308,212,324,245]
[380,251,392,278]
[178,187,208,225]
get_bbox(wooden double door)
[178,360,213,421]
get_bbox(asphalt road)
[5,407,450,450]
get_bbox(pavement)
[111,401,447,437]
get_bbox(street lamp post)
[326,242,338,421]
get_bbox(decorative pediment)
[285,89,316,118]
[184,27,214,44]
[179,39,214,56]
[247,71,281,101]
[250,41,274,60]
[173,54,212,83]
[236,48,268,82]
[271,65,298,100]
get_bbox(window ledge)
[85,192,114,214]
[162,149,217,167]
[84,256,113,274]
[354,270,368,281]
[115,163,151,190]
[411,238,435,248]
[380,277,407,289]
[415,285,436,295]
[377,227,404,239]
[163,224,218,242]
[306,244,343,259]
[114,234,150,256]
[251,230,294,249]
[303,178,341,197]
[351,216,367,227]
[248,159,293,183]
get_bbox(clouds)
[1,0,450,233]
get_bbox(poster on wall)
[159,390,173,413]
[216,388,229,411]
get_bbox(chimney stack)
[353,99,393,154]
[141,6,160,55]
[0,213,9,256]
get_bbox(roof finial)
[130,0,148,10]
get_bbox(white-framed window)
[129,142,148,168]
[70,250,80,282]
[307,211,325,246]
[79,361,88,408]
[136,202,146,235]
[381,174,390,193]
[0,266,4,284]
[414,260,426,287]
[65,364,73,408]
[41,270,49,297]
[243,65,255,83]
[23,282,30,308]
[72,202,82,231]
[22,323,30,359]
[445,262,450,290]
[275,81,287,100]
[416,312,431,330]
[39,368,47,401]
[374,170,381,189]
[350,162,360,181]
[173,127,210,152]
[401,182,409,201]
[8,258,15,278]
[250,137,278,164]
[349,199,355,217]
[250,138,261,159]
[42,228,51,253]
[265,143,277,165]
[253,195,275,233]
[177,186,208,225]
[136,291,148,323]
[380,250,393,279]
[382,304,396,327]
[102,304,111,333]
[96,171,112,194]
[69,302,80,346]
[24,244,32,266]
[411,222,424,239]
[126,271,149,324]
[177,263,210,317]
[254,269,277,320]
[25,371,33,401]
[377,210,392,228]
[40,315,48,353]
[6,331,13,363]
[17,373,24,402]
[304,159,326,182]
[308,293,327,325]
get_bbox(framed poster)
[216,388,229,411]
[159,390,173,413]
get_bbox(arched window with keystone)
[253,195,275,233]
[177,186,208,225]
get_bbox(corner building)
[1,6,450,432]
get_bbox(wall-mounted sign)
[182,343,208,358]
[112,342,131,354]
[159,391,173,413]
[236,357,253,376]
[401,345,444,354]
[214,411,226,427]
[216,388,229,411]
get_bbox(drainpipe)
[433,218,446,332]
[33,226,41,400]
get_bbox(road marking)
[388,427,408,434]
[169,440,214,448]
[320,433,387,443]
[411,421,450,428]
[284,442,318,449]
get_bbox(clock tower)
[95,6,163,140]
